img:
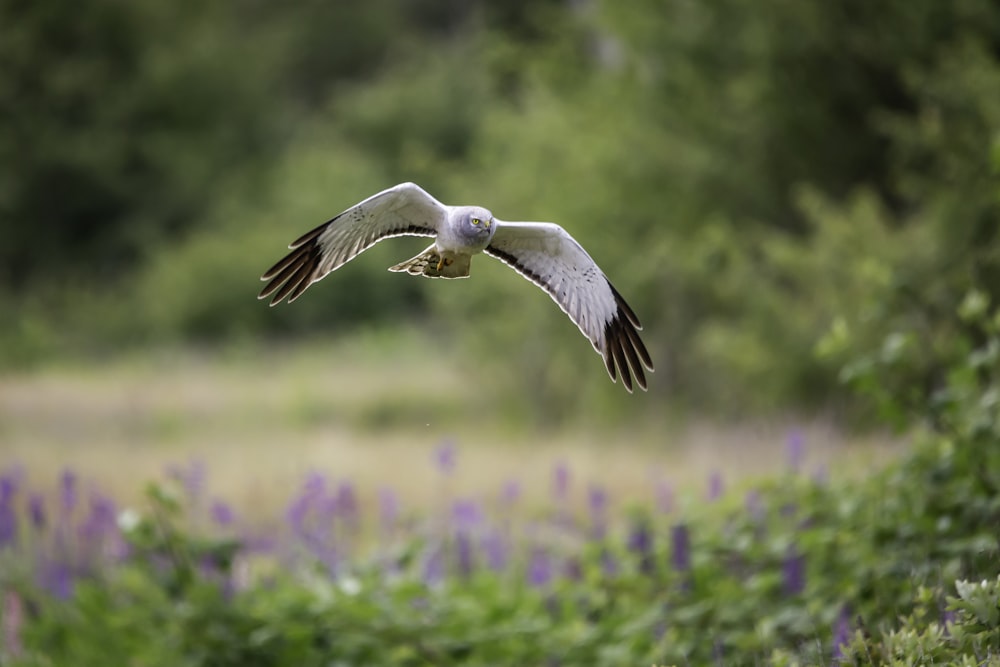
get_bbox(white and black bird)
[259,183,653,391]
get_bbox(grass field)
[0,334,904,520]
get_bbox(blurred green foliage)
[2,0,999,420]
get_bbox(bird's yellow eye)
[471,217,481,226]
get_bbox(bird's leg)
[436,256,454,271]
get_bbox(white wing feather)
[259,183,654,392]
[259,182,444,304]
[485,221,653,392]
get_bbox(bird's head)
[458,206,495,243]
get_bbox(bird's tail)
[388,245,471,279]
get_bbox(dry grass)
[0,337,906,519]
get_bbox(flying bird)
[258,183,653,391]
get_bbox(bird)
[258,182,653,392]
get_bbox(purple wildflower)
[78,494,120,563]
[452,499,483,530]
[210,499,236,527]
[0,467,23,494]
[482,531,508,572]
[782,546,806,596]
[433,440,456,475]
[378,487,399,536]
[552,461,570,503]
[452,499,483,576]
[318,492,338,527]
[587,484,608,540]
[627,518,655,576]
[423,544,445,585]
[286,472,327,533]
[455,533,475,576]
[186,460,206,502]
[28,494,46,531]
[285,472,338,573]
[0,475,15,503]
[786,429,805,472]
[562,557,583,581]
[501,479,521,506]
[60,469,78,515]
[670,524,690,572]
[600,548,618,578]
[832,605,852,659]
[243,532,278,557]
[335,481,359,528]
[0,478,16,549]
[39,561,74,600]
[84,494,117,531]
[285,496,310,536]
[301,470,327,497]
[707,471,724,501]
[0,508,15,549]
[941,608,956,637]
[527,547,553,588]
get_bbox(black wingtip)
[601,295,653,393]
[258,237,323,306]
[608,282,644,331]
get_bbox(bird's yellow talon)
[436,258,445,271]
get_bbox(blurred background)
[1,0,998,508]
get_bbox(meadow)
[1,325,998,665]
[0,334,900,515]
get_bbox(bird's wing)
[485,221,653,392]
[259,182,445,305]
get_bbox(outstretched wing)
[485,221,654,392]
[259,182,444,305]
